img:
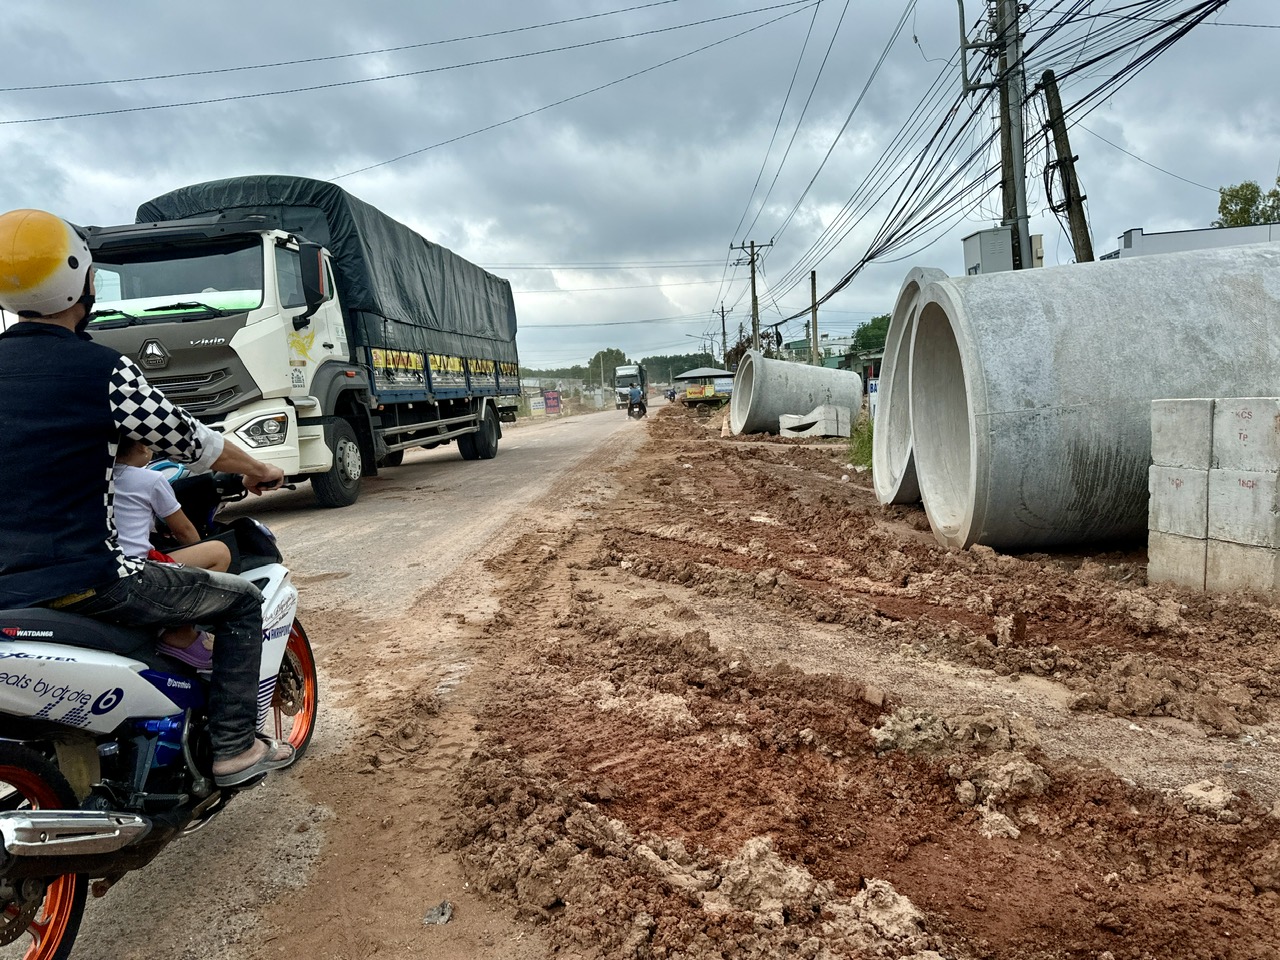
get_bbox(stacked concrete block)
[1149,397,1280,597]
[778,404,852,439]
[1148,399,1213,590]
[1206,398,1280,595]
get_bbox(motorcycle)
[627,398,648,420]
[0,472,318,960]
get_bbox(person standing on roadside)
[0,208,292,788]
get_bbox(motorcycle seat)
[0,606,156,659]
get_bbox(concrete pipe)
[872,266,947,505]
[909,243,1280,550]
[730,350,863,435]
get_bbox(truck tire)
[312,418,363,507]
[473,405,499,459]
[457,431,479,460]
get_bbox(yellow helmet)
[0,209,93,318]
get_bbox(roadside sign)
[868,378,879,419]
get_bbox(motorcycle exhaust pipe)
[1,810,151,865]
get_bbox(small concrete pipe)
[909,243,1280,550]
[730,350,862,435]
[872,266,947,505]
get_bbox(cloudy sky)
[2,1,1275,368]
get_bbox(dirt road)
[59,406,1280,959]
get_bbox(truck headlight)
[236,414,289,447]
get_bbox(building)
[782,335,881,387]
[1100,222,1280,260]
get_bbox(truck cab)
[87,218,364,504]
[613,363,647,409]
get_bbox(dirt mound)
[453,409,1280,957]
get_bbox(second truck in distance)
[86,175,520,507]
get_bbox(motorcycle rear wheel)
[0,742,87,960]
[269,618,320,762]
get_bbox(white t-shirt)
[112,464,182,559]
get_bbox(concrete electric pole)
[958,0,1033,270]
[810,271,820,366]
[1040,69,1094,263]
[730,240,772,350]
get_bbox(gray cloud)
[2,1,1275,363]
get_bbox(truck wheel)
[312,418,363,508]
[473,405,499,459]
[457,432,479,460]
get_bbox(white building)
[1100,222,1280,260]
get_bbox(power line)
[728,0,826,245]
[0,0,690,93]
[331,3,817,181]
[516,278,727,293]
[1076,122,1217,191]
[1,1,812,126]
[485,259,723,269]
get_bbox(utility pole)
[716,304,729,361]
[957,0,1032,270]
[730,240,772,351]
[810,271,820,366]
[1041,69,1094,263]
[999,0,1032,270]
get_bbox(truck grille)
[145,369,240,415]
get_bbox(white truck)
[85,175,520,507]
[613,363,647,409]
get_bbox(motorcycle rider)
[628,383,646,418]
[0,208,292,788]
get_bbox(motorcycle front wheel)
[269,619,320,763]
[0,742,87,960]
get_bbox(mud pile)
[454,408,1280,958]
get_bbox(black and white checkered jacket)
[0,322,224,608]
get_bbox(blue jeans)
[59,562,264,761]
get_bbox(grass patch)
[847,415,873,469]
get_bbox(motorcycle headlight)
[236,414,289,448]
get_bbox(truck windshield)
[92,238,265,323]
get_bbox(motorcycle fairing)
[0,640,186,734]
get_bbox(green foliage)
[639,352,714,382]
[851,314,891,354]
[847,414,873,469]
[522,348,633,387]
[1214,177,1280,228]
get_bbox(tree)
[851,314,891,354]
[639,352,714,382]
[1213,177,1280,228]
[585,347,630,388]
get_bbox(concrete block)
[1147,531,1206,592]
[1151,398,1214,469]
[1147,466,1208,538]
[1206,539,1280,597]
[1207,469,1280,547]
[1212,397,1280,471]
[779,404,851,439]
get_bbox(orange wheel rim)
[272,622,317,749]
[1,764,79,960]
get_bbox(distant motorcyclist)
[0,208,291,788]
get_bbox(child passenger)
[114,435,233,670]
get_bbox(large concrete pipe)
[730,350,863,435]
[909,243,1280,550]
[872,266,947,505]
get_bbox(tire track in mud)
[454,409,1280,959]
